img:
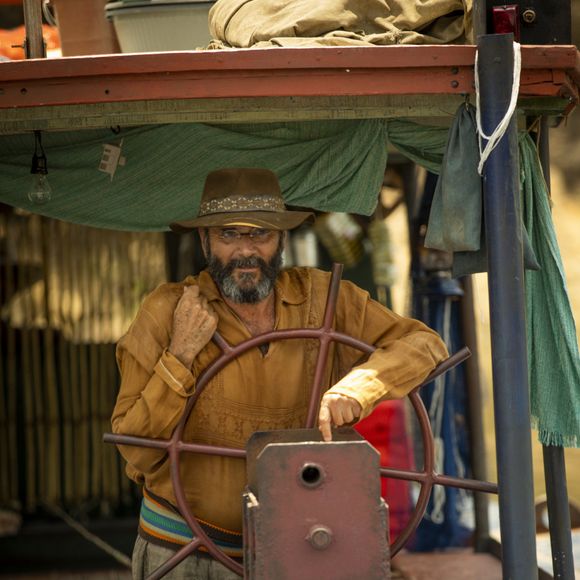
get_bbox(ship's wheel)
[104,264,497,579]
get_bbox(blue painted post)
[478,33,538,579]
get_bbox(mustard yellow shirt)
[112,267,447,532]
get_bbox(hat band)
[198,194,286,217]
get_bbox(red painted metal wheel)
[105,264,495,579]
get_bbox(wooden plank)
[0,94,463,133]
[0,94,573,135]
[57,221,75,506]
[77,226,91,503]
[0,67,475,108]
[18,218,38,510]
[28,218,46,510]
[41,218,61,507]
[4,214,19,504]
[0,45,577,81]
[0,46,577,111]
[0,44,576,133]
[392,550,503,579]
[0,215,9,505]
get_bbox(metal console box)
[243,429,390,580]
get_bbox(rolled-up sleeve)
[110,283,200,478]
[326,282,448,417]
[154,349,195,396]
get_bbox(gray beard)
[206,246,283,304]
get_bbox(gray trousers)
[132,535,241,580]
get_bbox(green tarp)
[0,120,388,231]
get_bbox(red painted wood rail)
[0,45,578,109]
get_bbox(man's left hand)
[318,393,362,442]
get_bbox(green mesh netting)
[520,134,580,447]
[0,120,388,230]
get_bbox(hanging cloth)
[424,104,482,253]
[423,104,539,276]
[521,134,580,448]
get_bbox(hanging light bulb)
[28,130,52,205]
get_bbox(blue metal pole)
[478,33,538,579]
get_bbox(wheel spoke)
[379,467,429,484]
[305,263,343,428]
[102,432,171,450]
[177,441,246,458]
[146,537,202,580]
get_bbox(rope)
[424,300,452,525]
[475,42,522,175]
[43,502,132,569]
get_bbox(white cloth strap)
[475,42,522,175]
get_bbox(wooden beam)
[0,45,576,132]
[0,45,577,105]
[1,44,577,81]
[0,95,570,135]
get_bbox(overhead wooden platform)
[392,549,503,579]
[0,44,578,133]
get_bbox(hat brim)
[170,210,314,233]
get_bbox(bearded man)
[111,167,448,579]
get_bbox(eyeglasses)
[214,228,275,244]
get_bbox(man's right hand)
[168,285,218,368]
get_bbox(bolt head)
[306,525,333,550]
[522,9,536,24]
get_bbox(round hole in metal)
[300,463,324,488]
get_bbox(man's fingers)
[318,404,332,442]
[341,405,355,424]
[328,404,345,428]
[200,309,218,333]
[320,394,362,430]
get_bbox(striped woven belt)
[138,488,244,558]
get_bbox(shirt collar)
[197,270,222,302]
[275,269,307,305]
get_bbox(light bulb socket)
[31,153,48,175]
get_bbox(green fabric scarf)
[520,134,580,447]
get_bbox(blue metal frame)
[478,32,538,579]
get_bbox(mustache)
[223,256,268,274]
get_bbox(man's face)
[202,227,284,304]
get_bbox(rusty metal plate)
[246,428,364,493]
[244,440,390,580]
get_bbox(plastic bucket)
[105,0,216,52]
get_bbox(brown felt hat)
[170,168,314,232]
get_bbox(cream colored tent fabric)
[208,0,473,48]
